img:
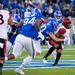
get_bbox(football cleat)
[53,63,58,66]
[42,58,48,63]
[15,68,25,75]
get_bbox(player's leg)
[43,39,59,63]
[15,39,41,75]
[52,49,57,59]
[43,46,55,63]
[43,43,59,63]
[15,35,35,75]
[42,41,52,63]
[53,43,63,66]
[5,34,24,61]
[47,41,57,59]
[0,39,6,75]
[6,41,12,56]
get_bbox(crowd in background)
[0,0,75,19]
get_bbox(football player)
[5,13,21,57]
[43,10,63,62]
[0,4,17,75]
[5,7,65,75]
[43,18,71,66]
[5,7,45,75]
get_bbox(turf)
[3,45,75,75]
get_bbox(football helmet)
[62,18,71,29]
[54,10,62,21]
[32,7,42,15]
[12,14,20,24]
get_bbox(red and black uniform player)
[43,18,71,66]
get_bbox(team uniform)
[12,13,43,58]
[0,8,16,75]
[43,18,71,65]
[13,8,45,75]
[6,14,21,56]
[40,19,58,37]
[0,10,10,58]
[46,11,63,60]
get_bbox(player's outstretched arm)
[46,32,64,42]
[16,19,24,28]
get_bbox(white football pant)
[12,34,41,58]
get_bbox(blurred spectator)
[6,0,12,10]
[42,7,49,17]
[42,1,48,11]
[19,4,26,19]
[72,0,75,6]
[0,0,2,4]
[32,0,38,7]
[64,0,71,4]
[11,0,18,9]
[0,0,75,18]
[11,0,19,15]
[24,6,31,18]
[38,0,45,4]
[48,5,53,17]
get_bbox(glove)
[38,31,44,41]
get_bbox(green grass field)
[3,45,75,75]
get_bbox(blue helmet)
[12,14,20,24]
[32,7,42,15]
[54,10,62,21]
[47,19,58,30]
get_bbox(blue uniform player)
[42,10,63,63]
[6,7,45,75]
[6,7,64,74]
[6,14,21,56]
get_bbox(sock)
[54,52,61,65]
[0,67,2,75]
[5,56,8,61]
[18,56,32,70]
[43,46,55,59]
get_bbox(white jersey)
[55,25,67,41]
[0,10,10,39]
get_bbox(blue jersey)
[20,14,44,40]
[12,14,20,23]
[40,25,54,37]
[46,18,58,29]
[40,18,59,37]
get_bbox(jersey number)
[0,14,4,24]
[40,25,46,32]
[23,17,35,25]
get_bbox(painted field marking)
[3,60,75,70]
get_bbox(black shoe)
[53,63,58,66]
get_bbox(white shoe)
[15,68,25,75]
[42,59,48,63]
